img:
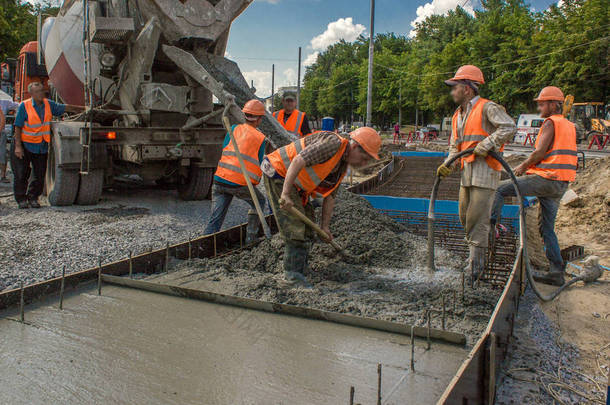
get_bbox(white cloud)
[242,68,298,98]
[408,0,475,37]
[310,17,366,51]
[303,51,320,67]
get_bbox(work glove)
[473,143,489,157]
[436,164,452,178]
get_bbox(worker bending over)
[437,65,516,279]
[262,127,381,286]
[12,82,84,208]
[203,100,268,243]
[273,92,311,137]
[491,87,576,286]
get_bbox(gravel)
[0,180,259,292]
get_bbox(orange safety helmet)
[533,86,564,102]
[445,65,485,85]
[242,99,266,119]
[350,126,381,160]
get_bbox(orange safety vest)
[273,109,306,137]
[22,98,52,144]
[214,124,266,186]
[266,133,349,199]
[526,115,577,181]
[452,98,504,171]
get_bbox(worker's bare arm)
[13,126,24,159]
[279,154,306,210]
[514,120,554,176]
[0,109,5,132]
[320,194,335,240]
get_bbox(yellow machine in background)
[564,96,609,143]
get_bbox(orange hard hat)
[445,65,485,85]
[242,99,266,118]
[533,86,564,102]
[350,126,381,160]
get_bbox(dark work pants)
[10,142,48,203]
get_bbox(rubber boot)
[533,263,565,286]
[471,246,486,283]
[283,241,312,288]
[463,245,475,274]
[245,211,260,245]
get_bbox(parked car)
[515,114,544,144]
[416,126,439,140]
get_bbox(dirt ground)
[149,189,504,344]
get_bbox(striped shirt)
[447,96,516,190]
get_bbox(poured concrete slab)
[0,285,468,404]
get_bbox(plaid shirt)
[299,131,349,192]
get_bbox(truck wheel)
[76,169,104,205]
[46,143,79,206]
[178,166,213,200]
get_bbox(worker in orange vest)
[262,127,381,287]
[12,82,84,209]
[436,65,516,281]
[273,92,311,137]
[203,100,269,244]
[491,86,576,286]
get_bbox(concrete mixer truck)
[30,0,292,206]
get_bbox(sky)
[28,0,560,98]
[227,0,560,98]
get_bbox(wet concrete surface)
[1,284,468,404]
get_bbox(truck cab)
[13,42,49,103]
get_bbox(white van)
[515,114,544,144]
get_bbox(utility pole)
[398,79,402,126]
[366,0,375,127]
[415,97,418,130]
[271,64,275,113]
[297,46,302,109]
[36,11,42,65]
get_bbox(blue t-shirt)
[14,99,65,154]
[214,124,268,187]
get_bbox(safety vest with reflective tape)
[214,124,266,186]
[526,115,577,182]
[22,98,51,144]
[452,98,504,171]
[266,133,349,199]
[273,109,306,137]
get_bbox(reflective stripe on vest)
[526,115,577,181]
[266,133,349,199]
[22,98,52,144]
[452,98,503,171]
[214,124,266,186]
[274,109,305,137]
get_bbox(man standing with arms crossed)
[490,86,576,286]
[273,92,311,137]
[11,82,84,208]
[436,65,516,280]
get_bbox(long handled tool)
[280,200,352,259]
[222,107,272,239]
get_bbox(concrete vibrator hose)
[426,148,596,302]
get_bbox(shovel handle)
[281,201,344,253]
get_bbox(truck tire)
[46,143,79,206]
[178,166,213,200]
[76,169,104,205]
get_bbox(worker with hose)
[490,86,577,286]
[262,127,381,286]
[436,65,516,280]
[203,100,269,244]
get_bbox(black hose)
[427,148,574,301]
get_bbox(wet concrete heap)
[151,188,503,343]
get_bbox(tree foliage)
[301,0,608,127]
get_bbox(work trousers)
[458,185,495,248]
[10,142,47,203]
[203,183,266,239]
[491,174,568,271]
[264,175,314,275]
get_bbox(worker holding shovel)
[262,127,381,287]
